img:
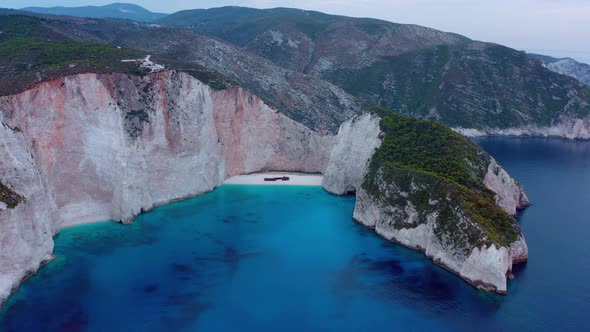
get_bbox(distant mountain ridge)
[158,6,470,74]
[529,53,590,85]
[158,6,590,132]
[21,2,166,22]
[1,5,589,135]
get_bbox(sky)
[4,0,590,63]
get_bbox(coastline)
[59,216,114,229]
[0,172,326,309]
[58,172,324,230]
[452,124,590,140]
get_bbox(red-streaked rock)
[0,71,334,305]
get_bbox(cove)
[1,137,590,331]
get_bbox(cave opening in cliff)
[345,186,356,196]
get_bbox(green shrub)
[0,181,24,209]
[363,107,519,248]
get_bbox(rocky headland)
[323,109,529,293]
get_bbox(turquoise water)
[1,137,590,331]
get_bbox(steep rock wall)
[212,88,333,176]
[325,114,529,293]
[353,178,528,293]
[485,158,530,215]
[0,71,334,304]
[322,113,382,194]
[0,124,58,302]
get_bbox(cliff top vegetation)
[363,107,520,248]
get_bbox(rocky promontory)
[323,107,529,293]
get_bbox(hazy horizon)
[5,0,590,63]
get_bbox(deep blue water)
[1,137,589,331]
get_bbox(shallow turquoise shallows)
[1,137,590,331]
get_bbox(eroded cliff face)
[212,88,333,176]
[352,173,528,293]
[485,158,530,215]
[322,113,382,195]
[324,114,529,293]
[0,71,334,304]
[0,123,57,302]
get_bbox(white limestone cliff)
[322,113,382,194]
[352,171,528,294]
[484,158,530,215]
[0,71,334,305]
[327,114,529,294]
[0,124,58,303]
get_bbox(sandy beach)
[58,173,323,229]
[223,172,323,186]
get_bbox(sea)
[1,137,589,331]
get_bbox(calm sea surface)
[1,137,589,331]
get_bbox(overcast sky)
[5,0,590,63]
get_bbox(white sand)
[59,173,323,229]
[60,218,112,229]
[223,172,323,186]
